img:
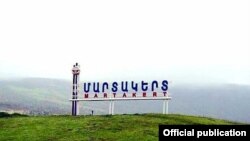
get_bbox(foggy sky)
[0,0,249,84]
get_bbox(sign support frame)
[70,63,172,115]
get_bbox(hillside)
[0,78,109,115]
[0,78,250,123]
[0,113,240,141]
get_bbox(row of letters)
[83,80,168,93]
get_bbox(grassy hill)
[0,113,240,141]
[1,78,250,123]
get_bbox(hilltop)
[0,113,241,141]
[0,78,250,123]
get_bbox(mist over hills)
[0,78,249,123]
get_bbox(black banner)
[159,125,250,140]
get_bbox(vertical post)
[163,100,169,114]
[163,100,166,114]
[72,63,80,116]
[72,73,75,116]
[76,72,80,115]
[109,100,112,115]
[112,101,115,115]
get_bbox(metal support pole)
[109,100,112,115]
[76,74,79,116]
[162,100,165,114]
[165,100,168,114]
[163,100,169,114]
[74,76,78,115]
[72,74,76,116]
[112,101,115,115]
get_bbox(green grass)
[0,113,240,141]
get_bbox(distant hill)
[0,78,71,114]
[0,113,241,141]
[0,78,109,115]
[0,78,250,123]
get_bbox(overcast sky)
[0,0,249,84]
